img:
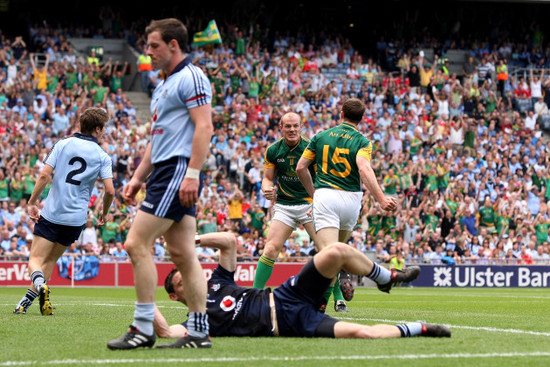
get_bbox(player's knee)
[124,238,146,257]
[323,242,350,262]
[263,242,282,259]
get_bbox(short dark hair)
[341,98,365,124]
[79,107,108,135]
[164,268,178,294]
[146,18,188,53]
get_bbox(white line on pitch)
[2,352,550,365]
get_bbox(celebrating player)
[297,98,397,312]
[253,112,319,288]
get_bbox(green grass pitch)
[1,286,549,367]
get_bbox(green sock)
[332,281,345,302]
[322,285,334,305]
[253,255,275,289]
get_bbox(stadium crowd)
[0,5,550,270]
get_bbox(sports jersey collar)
[341,122,358,131]
[167,56,192,78]
[284,137,301,150]
[73,132,99,144]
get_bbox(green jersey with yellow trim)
[264,136,313,206]
[302,122,371,192]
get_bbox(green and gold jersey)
[0,178,8,200]
[445,199,459,216]
[426,172,438,192]
[383,174,398,194]
[478,206,496,227]
[535,222,549,244]
[382,215,397,236]
[496,214,509,236]
[409,137,422,155]
[302,122,370,192]
[367,214,382,237]
[424,213,439,232]
[66,71,78,90]
[111,76,123,92]
[437,169,450,189]
[264,136,313,206]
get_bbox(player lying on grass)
[150,232,450,347]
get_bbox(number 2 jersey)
[301,122,372,192]
[41,133,113,226]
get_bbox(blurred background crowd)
[0,0,550,266]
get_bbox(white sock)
[187,312,209,338]
[367,263,391,285]
[133,302,155,336]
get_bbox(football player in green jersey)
[253,112,319,289]
[297,98,397,312]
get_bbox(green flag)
[192,20,222,47]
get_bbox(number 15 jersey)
[41,133,113,226]
[301,122,372,192]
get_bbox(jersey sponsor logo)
[141,201,154,209]
[329,131,354,140]
[151,128,164,136]
[220,295,236,311]
[232,294,245,320]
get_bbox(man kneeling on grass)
[152,232,450,347]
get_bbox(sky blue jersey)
[150,57,212,164]
[41,133,113,226]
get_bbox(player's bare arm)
[26,164,53,222]
[180,104,213,207]
[357,156,396,212]
[98,178,115,226]
[123,143,154,205]
[261,166,276,200]
[296,156,315,198]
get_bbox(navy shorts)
[34,216,85,247]
[139,157,203,222]
[273,259,338,337]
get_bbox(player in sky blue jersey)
[14,107,115,316]
[108,18,214,350]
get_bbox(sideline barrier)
[0,260,304,288]
[1,261,549,288]
[416,264,550,287]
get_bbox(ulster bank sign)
[416,265,550,288]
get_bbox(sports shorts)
[140,156,203,222]
[274,259,338,337]
[272,203,313,229]
[34,216,85,246]
[312,188,362,232]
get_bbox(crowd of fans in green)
[1,7,550,267]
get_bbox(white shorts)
[272,203,313,229]
[313,188,362,232]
